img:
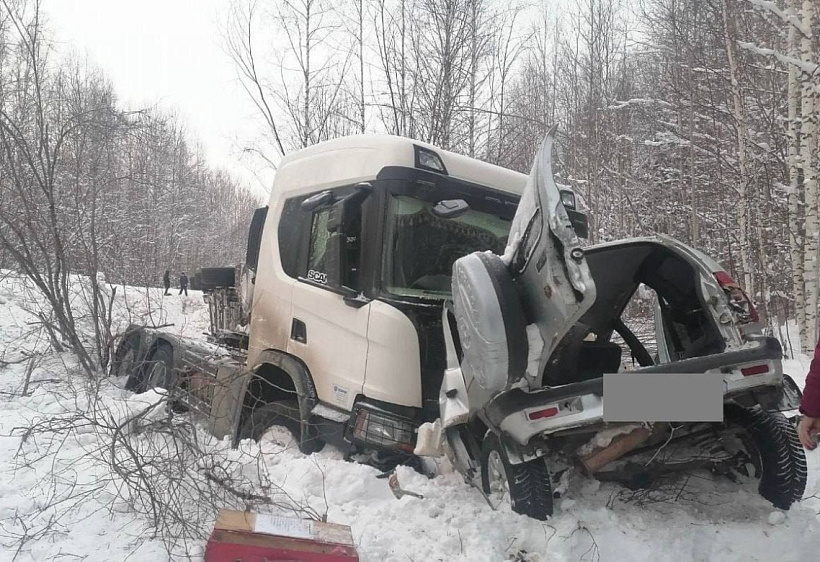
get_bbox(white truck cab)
[117,135,563,464]
[238,135,538,458]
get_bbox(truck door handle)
[291,318,307,344]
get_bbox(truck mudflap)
[486,336,786,447]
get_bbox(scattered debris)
[205,509,359,561]
[387,471,424,500]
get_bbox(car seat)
[542,323,622,386]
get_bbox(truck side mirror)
[323,232,367,307]
[321,182,372,298]
[245,206,268,271]
[302,190,334,212]
[327,182,372,233]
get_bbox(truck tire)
[726,404,807,509]
[238,400,323,455]
[137,342,175,393]
[112,333,140,383]
[198,267,236,290]
[480,433,553,520]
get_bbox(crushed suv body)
[433,131,806,520]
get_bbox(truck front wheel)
[239,400,323,455]
[480,433,553,520]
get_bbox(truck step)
[311,403,351,423]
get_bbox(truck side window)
[307,208,332,274]
[303,189,364,291]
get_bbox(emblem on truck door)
[307,270,328,284]
[333,384,349,404]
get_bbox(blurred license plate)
[603,373,723,422]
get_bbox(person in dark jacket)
[163,270,171,295]
[799,341,820,450]
[178,272,189,296]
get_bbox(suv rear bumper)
[487,336,789,446]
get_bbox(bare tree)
[799,0,818,345]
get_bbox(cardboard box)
[205,510,359,562]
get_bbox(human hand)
[798,415,820,450]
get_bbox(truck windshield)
[382,192,513,299]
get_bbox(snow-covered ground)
[0,272,818,561]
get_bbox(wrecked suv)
[425,130,807,520]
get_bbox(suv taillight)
[714,271,759,323]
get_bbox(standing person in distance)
[163,270,171,296]
[179,272,189,296]
[799,341,820,450]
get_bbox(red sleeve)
[799,341,820,417]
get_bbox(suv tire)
[480,432,553,520]
[725,404,807,509]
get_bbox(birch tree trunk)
[304,0,312,147]
[800,0,818,348]
[786,0,806,349]
[722,0,754,296]
[356,0,365,133]
[467,0,479,157]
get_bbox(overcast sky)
[45,0,270,196]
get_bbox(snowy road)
[0,273,818,561]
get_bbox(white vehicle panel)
[287,283,369,411]
[363,300,422,407]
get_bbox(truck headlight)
[350,406,416,452]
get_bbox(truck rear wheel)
[239,400,324,455]
[725,404,807,509]
[480,433,553,520]
[112,333,140,384]
[132,342,175,394]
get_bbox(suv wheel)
[725,404,807,509]
[480,432,553,520]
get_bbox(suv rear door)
[508,130,597,386]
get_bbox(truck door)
[287,187,371,411]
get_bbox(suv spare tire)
[452,252,528,393]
